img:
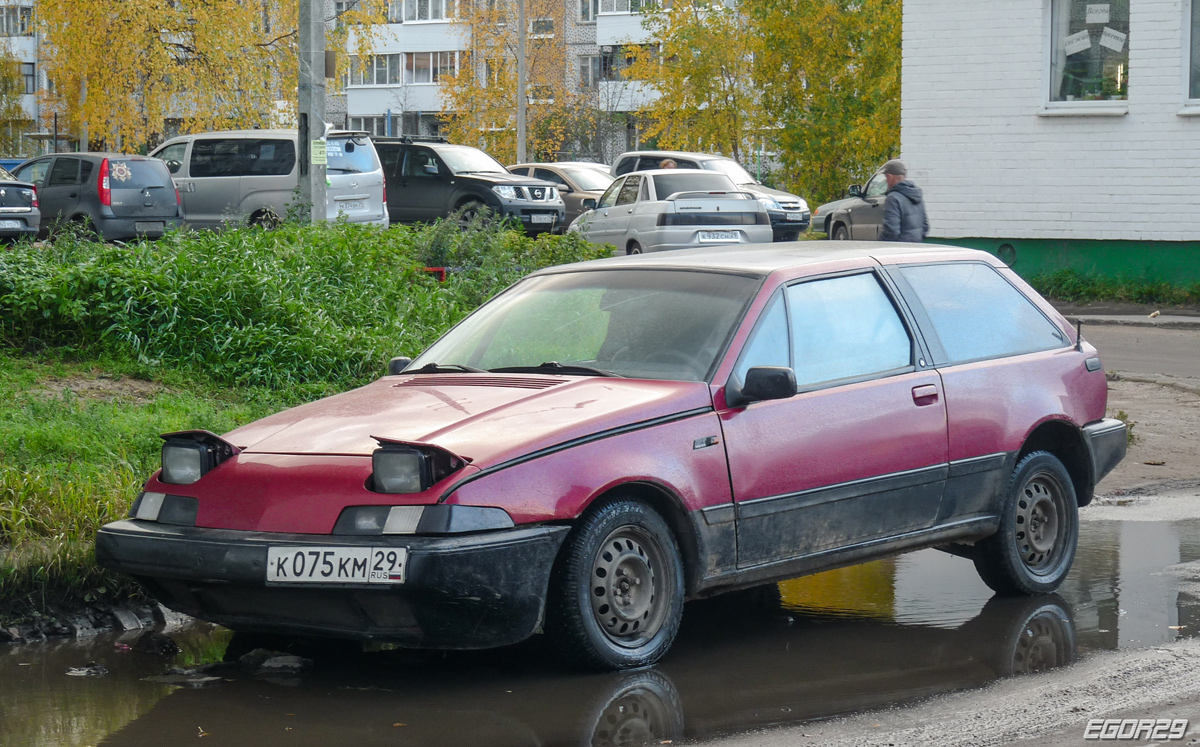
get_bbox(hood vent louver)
[395,376,567,390]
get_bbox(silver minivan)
[149,130,388,229]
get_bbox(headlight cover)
[757,196,782,211]
[159,430,238,485]
[492,185,519,199]
[373,446,432,494]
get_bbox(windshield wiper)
[489,361,622,378]
[410,362,487,373]
[327,167,363,173]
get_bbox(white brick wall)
[903,0,1200,241]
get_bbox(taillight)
[98,158,111,207]
[30,186,37,208]
[175,186,181,206]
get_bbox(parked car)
[13,153,183,241]
[569,169,772,254]
[611,150,809,241]
[824,165,891,240]
[810,193,863,237]
[508,162,615,225]
[374,137,565,234]
[0,165,40,241]
[95,242,1126,671]
[148,130,388,230]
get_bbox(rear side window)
[786,273,912,387]
[327,136,379,174]
[243,139,296,176]
[107,159,172,190]
[899,262,1066,364]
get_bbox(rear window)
[652,173,738,199]
[107,159,172,190]
[327,136,379,174]
[899,262,1067,364]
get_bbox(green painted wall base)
[927,237,1200,285]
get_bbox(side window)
[676,160,699,169]
[47,157,81,186]
[597,177,623,208]
[378,146,402,178]
[509,167,529,176]
[403,148,440,177]
[533,168,559,184]
[899,263,1067,364]
[79,160,94,183]
[864,173,888,198]
[786,273,912,387]
[244,139,296,176]
[16,159,49,184]
[615,174,641,205]
[614,158,636,176]
[639,156,664,171]
[190,139,246,178]
[156,142,188,174]
[734,291,789,382]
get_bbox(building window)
[601,44,651,81]
[1191,0,1200,99]
[21,62,33,94]
[405,0,454,22]
[580,0,599,22]
[388,0,404,22]
[350,115,403,137]
[1,6,32,36]
[347,54,403,86]
[530,18,554,37]
[1049,0,1129,102]
[529,84,554,104]
[579,55,600,88]
[406,51,457,84]
[599,0,643,13]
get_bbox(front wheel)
[627,241,643,255]
[547,499,684,671]
[974,451,1078,595]
[831,224,849,241]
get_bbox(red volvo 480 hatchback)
[96,243,1126,670]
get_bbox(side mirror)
[581,198,597,211]
[728,366,797,407]
[166,159,182,174]
[423,164,438,175]
[557,182,572,193]
[846,185,862,197]
[387,356,412,376]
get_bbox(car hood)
[458,171,559,187]
[226,374,713,470]
[737,183,805,205]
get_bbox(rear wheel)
[831,224,849,241]
[974,451,1078,595]
[547,498,684,671]
[249,208,281,230]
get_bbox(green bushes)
[1030,268,1200,306]
[0,221,607,615]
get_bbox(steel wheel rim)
[590,526,668,648]
[1011,612,1063,674]
[1014,473,1066,572]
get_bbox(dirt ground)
[1100,374,1200,496]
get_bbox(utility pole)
[516,0,526,162]
[298,0,327,223]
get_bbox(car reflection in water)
[101,568,1076,747]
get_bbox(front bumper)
[499,205,564,234]
[769,210,810,240]
[95,519,570,649]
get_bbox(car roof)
[159,129,367,140]
[24,153,162,161]
[616,150,727,162]
[532,242,997,280]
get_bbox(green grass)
[0,220,608,619]
[1030,268,1200,306]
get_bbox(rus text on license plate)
[337,200,365,212]
[0,219,21,229]
[698,230,739,242]
[530,213,554,224]
[266,546,408,584]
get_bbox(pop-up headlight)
[372,446,432,494]
[159,430,238,485]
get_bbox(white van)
[149,130,388,229]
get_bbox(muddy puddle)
[3,516,1199,747]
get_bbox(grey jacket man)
[880,180,929,242]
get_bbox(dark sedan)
[0,165,40,241]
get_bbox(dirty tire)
[249,208,282,230]
[831,224,849,241]
[974,451,1078,595]
[627,241,643,255]
[583,669,684,747]
[457,201,486,229]
[547,499,684,671]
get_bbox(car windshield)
[561,167,613,191]
[438,146,508,174]
[701,159,757,184]
[653,172,739,199]
[411,269,759,381]
[0,166,15,182]
[327,136,380,173]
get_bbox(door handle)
[626,208,634,213]
[68,193,77,198]
[912,384,939,405]
[187,183,196,192]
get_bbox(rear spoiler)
[663,190,757,201]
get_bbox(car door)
[39,156,84,227]
[718,270,949,569]
[582,176,624,245]
[184,137,246,229]
[604,174,643,252]
[14,158,52,230]
[847,172,888,240]
[396,146,451,222]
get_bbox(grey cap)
[882,159,907,176]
